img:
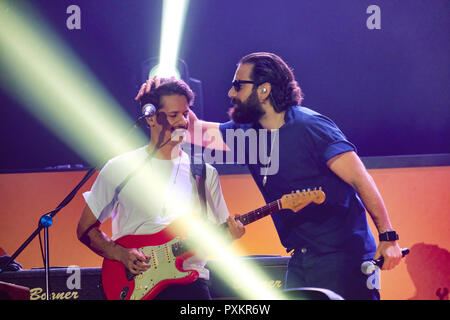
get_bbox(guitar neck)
[235,200,281,226]
[172,200,280,256]
[173,189,325,256]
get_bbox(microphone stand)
[0,167,97,300]
[0,116,149,300]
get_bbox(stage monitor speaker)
[284,287,344,300]
[207,255,290,299]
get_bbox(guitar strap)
[190,155,207,219]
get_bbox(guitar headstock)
[280,187,326,212]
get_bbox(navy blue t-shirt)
[219,106,376,260]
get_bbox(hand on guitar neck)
[226,215,246,239]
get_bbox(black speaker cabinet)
[0,256,289,300]
[0,267,105,300]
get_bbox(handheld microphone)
[361,248,410,275]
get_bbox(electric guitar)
[102,188,326,300]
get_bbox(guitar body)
[101,188,325,300]
[102,225,199,300]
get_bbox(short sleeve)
[219,120,239,136]
[204,164,230,225]
[82,160,117,223]
[303,114,356,163]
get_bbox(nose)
[178,113,189,128]
[228,86,236,99]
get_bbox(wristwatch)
[379,230,399,241]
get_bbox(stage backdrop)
[1,0,449,172]
[0,165,449,300]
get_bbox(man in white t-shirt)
[77,78,245,300]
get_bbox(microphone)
[361,248,410,275]
[127,103,156,133]
[142,103,156,118]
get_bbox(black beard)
[229,90,265,124]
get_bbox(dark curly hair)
[239,52,303,112]
[141,77,195,110]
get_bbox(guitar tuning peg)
[307,188,311,192]
[302,189,306,192]
[296,189,300,193]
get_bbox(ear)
[258,82,271,101]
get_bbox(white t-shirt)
[83,146,230,279]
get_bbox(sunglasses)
[232,80,259,92]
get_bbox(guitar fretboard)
[235,200,280,226]
[172,200,282,256]
[169,190,324,257]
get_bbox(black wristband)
[379,230,399,241]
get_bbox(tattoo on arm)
[79,222,119,260]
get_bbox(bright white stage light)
[156,0,190,78]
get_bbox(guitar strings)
[136,202,280,259]
[238,201,279,225]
